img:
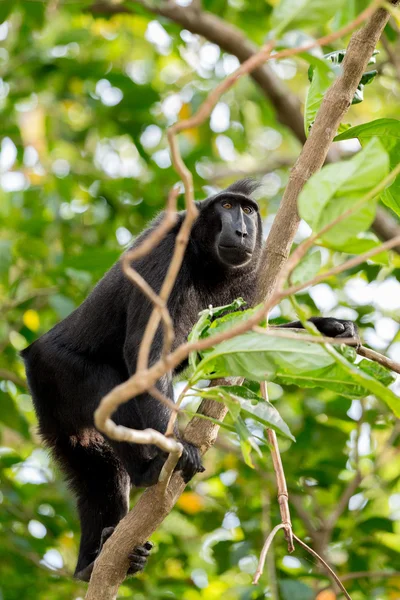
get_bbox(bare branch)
[253,326,357,346]
[358,345,400,375]
[252,523,287,584]
[293,534,352,600]
[122,186,180,364]
[283,232,400,300]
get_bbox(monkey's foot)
[102,528,153,576]
[127,541,154,575]
[177,442,205,483]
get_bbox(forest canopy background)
[1,1,400,600]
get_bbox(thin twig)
[358,345,400,374]
[122,187,179,368]
[283,233,400,300]
[253,326,357,346]
[293,534,352,600]
[252,523,287,584]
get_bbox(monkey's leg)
[50,434,130,582]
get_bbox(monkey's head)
[195,179,262,269]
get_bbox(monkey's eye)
[222,202,232,209]
[243,206,253,214]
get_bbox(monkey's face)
[213,194,260,267]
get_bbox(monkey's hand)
[176,441,205,483]
[308,317,360,345]
[280,317,360,347]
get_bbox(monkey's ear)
[224,178,260,197]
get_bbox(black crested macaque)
[22,180,357,581]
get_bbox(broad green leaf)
[196,385,295,441]
[192,331,398,409]
[291,250,321,285]
[335,118,400,216]
[358,359,395,387]
[298,138,389,246]
[188,298,247,369]
[326,232,389,265]
[270,0,346,36]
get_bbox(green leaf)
[270,0,346,36]
[188,311,211,370]
[192,330,400,410]
[196,385,295,441]
[325,233,389,265]
[305,62,337,135]
[188,298,247,369]
[358,359,395,387]
[305,49,378,134]
[325,345,400,417]
[298,138,389,246]
[291,250,321,285]
[334,118,400,216]
[235,416,261,468]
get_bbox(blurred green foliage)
[1,1,400,600]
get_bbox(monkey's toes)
[127,541,153,575]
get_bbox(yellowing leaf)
[23,310,40,332]
[177,492,203,514]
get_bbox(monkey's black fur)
[22,180,357,581]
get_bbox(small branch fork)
[253,383,352,599]
[87,2,400,599]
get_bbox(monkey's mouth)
[218,244,252,265]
